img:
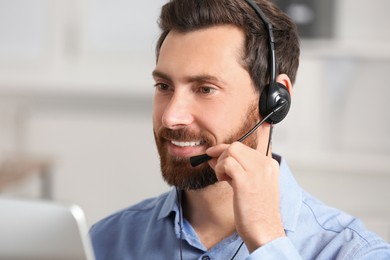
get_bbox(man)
[90,0,390,259]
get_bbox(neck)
[181,182,236,249]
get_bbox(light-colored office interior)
[1,0,389,245]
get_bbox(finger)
[214,156,246,187]
[222,142,260,172]
[206,144,230,169]
[206,144,230,157]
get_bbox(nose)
[161,92,194,129]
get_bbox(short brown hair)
[156,0,300,93]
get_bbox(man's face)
[152,25,267,190]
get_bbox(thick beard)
[154,103,259,190]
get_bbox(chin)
[161,161,218,190]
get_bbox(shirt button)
[201,256,210,260]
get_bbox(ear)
[276,74,293,96]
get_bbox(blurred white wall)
[0,0,389,241]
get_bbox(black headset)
[190,0,292,167]
[245,0,291,124]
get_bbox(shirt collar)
[157,187,179,221]
[276,154,302,232]
[157,154,302,232]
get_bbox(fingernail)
[206,146,214,153]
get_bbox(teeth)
[171,140,201,147]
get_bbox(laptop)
[0,197,95,260]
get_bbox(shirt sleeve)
[343,237,390,260]
[245,235,390,260]
[245,237,302,260]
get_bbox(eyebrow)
[152,70,171,81]
[152,70,226,85]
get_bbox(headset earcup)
[259,82,291,124]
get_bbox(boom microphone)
[189,100,287,167]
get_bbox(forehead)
[155,25,248,83]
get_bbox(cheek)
[218,104,244,124]
[152,112,159,130]
[213,102,259,141]
[152,99,164,128]
[204,111,234,142]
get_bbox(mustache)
[157,128,214,146]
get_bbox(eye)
[199,86,216,94]
[154,83,171,92]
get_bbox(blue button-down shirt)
[90,155,390,259]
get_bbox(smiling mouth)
[171,140,202,147]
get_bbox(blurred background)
[0,0,389,241]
